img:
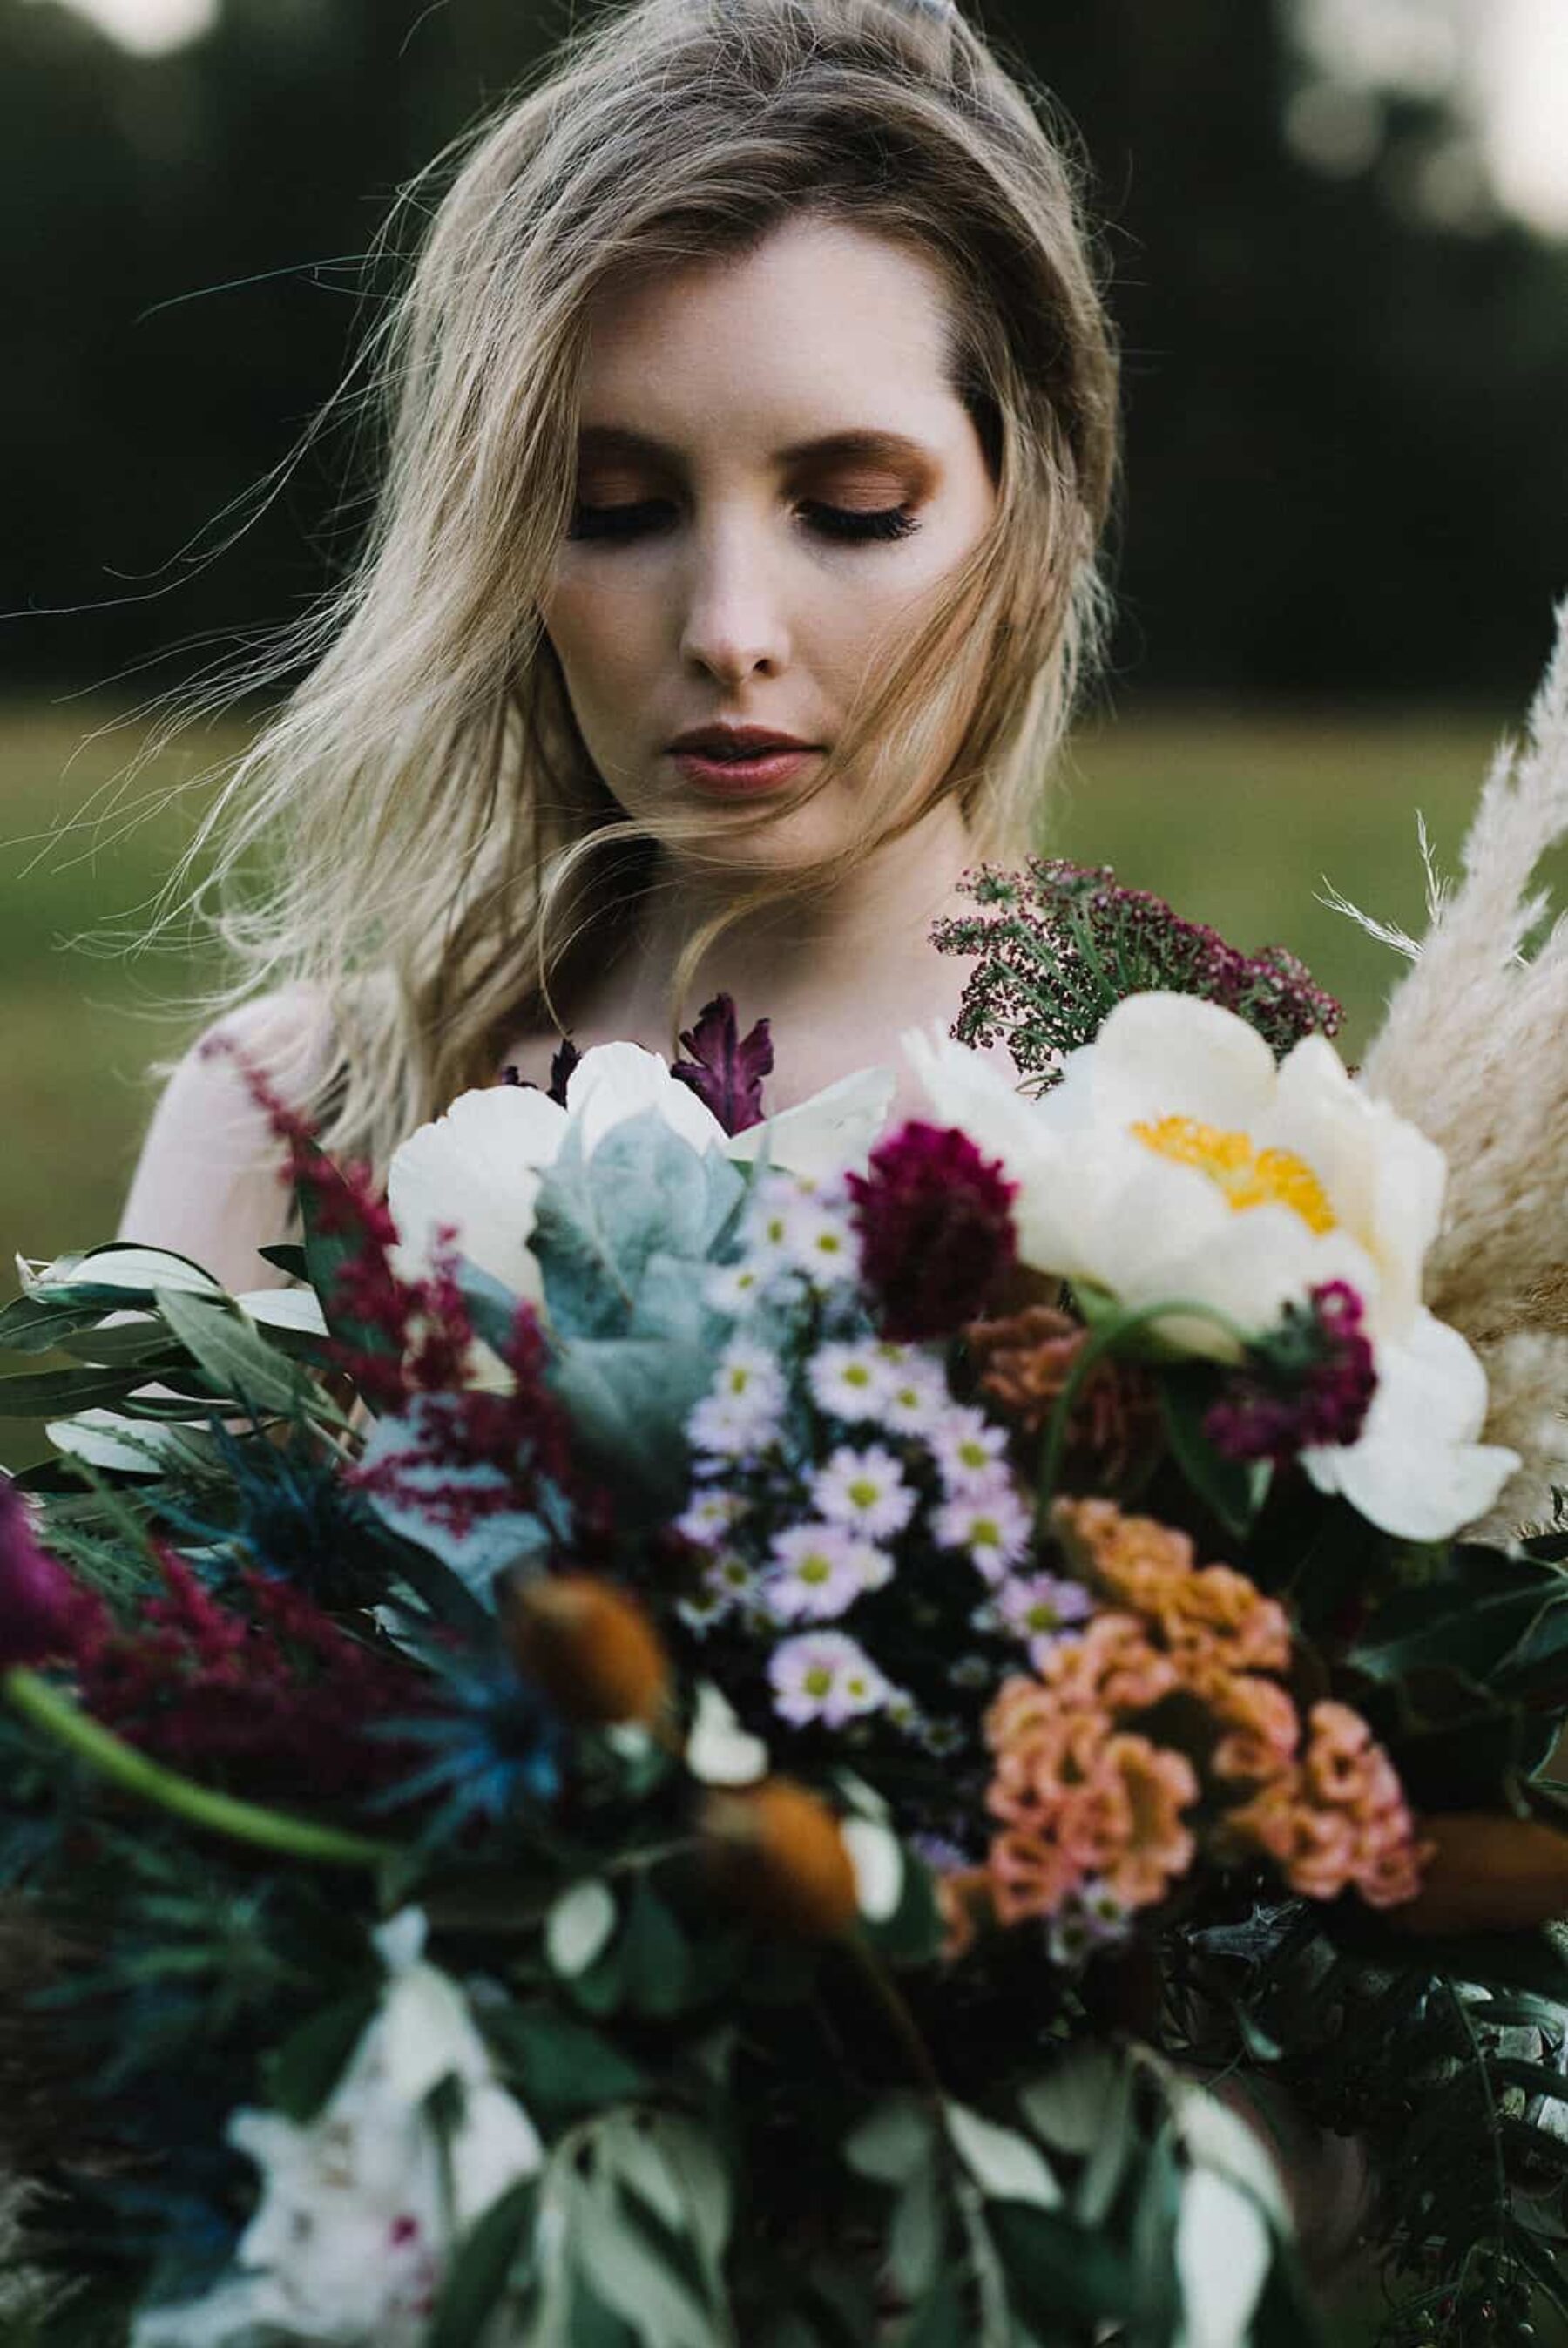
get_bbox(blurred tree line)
[4,0,1567,704]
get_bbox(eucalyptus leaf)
[486,2009,651,2119]
[547,1881,617,1979]
[428,2177,539,2348]
[945,2102,1062,2210]
[887,2153,944,2302]
[844,2094,937,2187]
[154,1288,312,1418]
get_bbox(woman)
[99,0,1386,2300]
[114,0,1116,1298]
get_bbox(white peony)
[386,1039,894,1309]
[906,992,1518,1541]
[132,1912,542,2348]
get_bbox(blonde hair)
[132,0,1119,1182]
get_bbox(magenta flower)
[0,1478,91,1670]
[847,1120,1018,1341]
[1204,1281,1378,1465]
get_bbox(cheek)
[540,576,659,713]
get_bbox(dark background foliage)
[4,0,1567,708]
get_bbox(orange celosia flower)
[1048,1498,1290,1689]
[1037,1613,1180,1715]
[989,1827,1080,1926]
[934,1864,996,1960]
[500,1570,672,1728]
[986,1707,1110,1830]
[1154,1565,1291,1678]
[1208,1674,1301,1785]
[1226,1702,1425,1909]
[1080,1732,1200,1909]
[1051,1494,1195,1612]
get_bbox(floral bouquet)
[5,607,1568,2348]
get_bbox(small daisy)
[767,1631,891,1728]
[686,1341,786,1460]
[909,1830,977,1872]
[763,1522,872,1623]
[704,1259,770,1316]
[675,1581,731,1636]
[948,1653,993,1692]
[811,1445,916,1541]
[928,1406,1010,1493]
[674,1488,749,1546]
[993,1571,1095,1664]
[917,1714,967,1758]
[878,1351,952,1439]
[882,1686,923,1734]
[807,1340,890,1423]
[933,1475,1033,1583]
[781,1195,860,1288]
[1045,1879,1133,1971]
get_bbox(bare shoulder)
[114,984,339,1296]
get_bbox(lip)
[671,746,821,796]
[667,724,817,755]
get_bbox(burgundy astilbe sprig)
[847,1120,1018,1342]
[931,859,1343,1089]
[1205,1280,1379,1466]
[346,1271,595,1546]
[72,1546,427,1801]
[0,1478,104,1670]
[203,1033,510,1412]
[671,993,774,1135]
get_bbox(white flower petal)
[1303,1309,1521,1539]
[387,1083,564,1303]
[1061,991,1280,1134]
[727,1065,896,1179]
[564,1039,727,1158]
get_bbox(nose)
[676,514,790,683]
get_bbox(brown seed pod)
[1386,1811,1568,1936]
[698,1776,860,1939]
[499,1570,672,1727]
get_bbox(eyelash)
[565,498,921,547]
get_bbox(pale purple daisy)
[762,1522,874,1623]
[1045,1878,1134,1971]
[876,1349,952,1439]
[811,1445,916,1541]
[994,1570,1095,1666]
[676,1552,760,1634]
[933,1473,1033,1583]
[767,1631,891,1728]
[704,1259,770,1316]
[674,1488,749,1546]
[807,1340,890,1423]
[928,1406,1010,1493]
[779,1194,860,1288]
[686,1341,786,1460]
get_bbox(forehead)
[575,214,962,454]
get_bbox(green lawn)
[0,687,1545,1472]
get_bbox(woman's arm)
[114,988,335,1296]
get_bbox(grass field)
[0,687,1549,1471]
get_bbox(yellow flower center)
[1131,1115,1336,1234]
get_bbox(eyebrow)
[575,424,936,472]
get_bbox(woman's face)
[539,213,999,869]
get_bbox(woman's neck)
[621,799,979,1034]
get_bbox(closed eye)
[565,499,921,546]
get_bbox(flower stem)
[1035,1293,1251,1522]
[843,1930,944,2094]
[3,1668,397,1870]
